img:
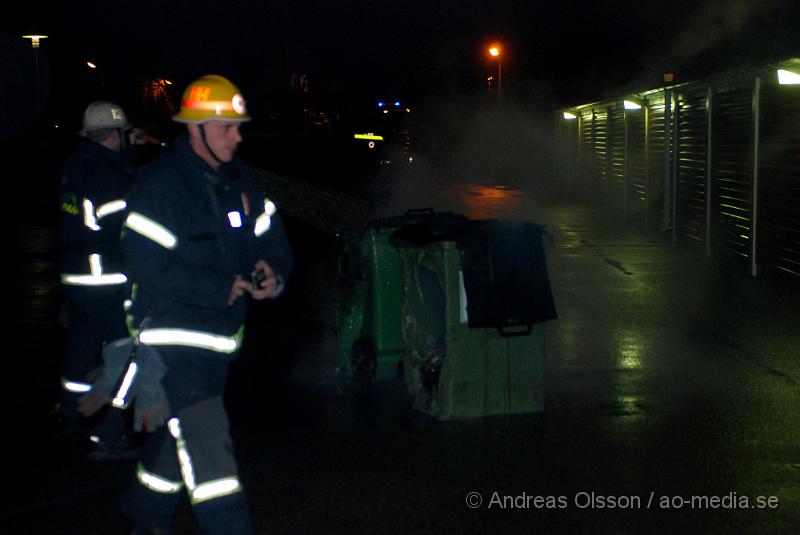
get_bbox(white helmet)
[79,101,130,136]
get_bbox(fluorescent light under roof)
[777,69,800,85]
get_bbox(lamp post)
[86,60,104,97]
[22,34,48,114]
[488,44,502,108]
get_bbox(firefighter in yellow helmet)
[173,74,252,166]
[116,75,293,534]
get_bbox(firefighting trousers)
[60,284,129,440]
[121,346,254,535]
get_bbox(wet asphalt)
[7,171,800,534]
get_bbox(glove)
[134,389,170,433]
[78,337,137,417]
[131,344,171,433]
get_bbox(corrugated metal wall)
[592,110,609,197]
[626,105,648,225]
[713,84,754,260]
[675,88,709,244]
[554,62,800,285]
[608,106,626,214]
[646,94,667,231]
[579,109,595,199]
[759,83,800,281]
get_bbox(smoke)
[666,0,758,63]
[376,89,558,220]
[635,0,790,86]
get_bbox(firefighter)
[58,100,141,459]
[119,74,293,534]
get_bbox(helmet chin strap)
[199,123,223,167]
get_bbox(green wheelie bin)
[335,209,467,388]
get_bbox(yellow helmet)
[172,74,251,124]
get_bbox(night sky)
[3,0,800,139]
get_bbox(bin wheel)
[351,338,377,388]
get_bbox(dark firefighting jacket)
[59,140,134,286]
[120,136,293,357]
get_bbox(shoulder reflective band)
[125,212,178,249]
[138,325,244,354]
[137,463,184,494]
[168,417,243,505]
[61,253,128,286]
[227,211,242,228]
[354,133,384,140]
[61,377,92,393]
[96,199,127,219]
[111,361,139,408]
[83,198,100,231]
[254,198,277,237]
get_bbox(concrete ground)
[7,187,800,533]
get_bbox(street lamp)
[488,44,502,107]
[86,60,104,97]
[22,34,48,115]
[22,34,48,48]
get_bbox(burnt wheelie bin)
[335,209,467,389]
[390,217,557,420]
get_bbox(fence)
[554,59,800,285]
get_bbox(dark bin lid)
[459,220,558,330]
[391,217,558,330]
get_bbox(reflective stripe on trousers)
[137,462,184,494]
[168,417,243,504]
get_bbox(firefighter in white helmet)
[57,101,141,460]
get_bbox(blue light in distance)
[394,101,401,107]
[378,102,385,108]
